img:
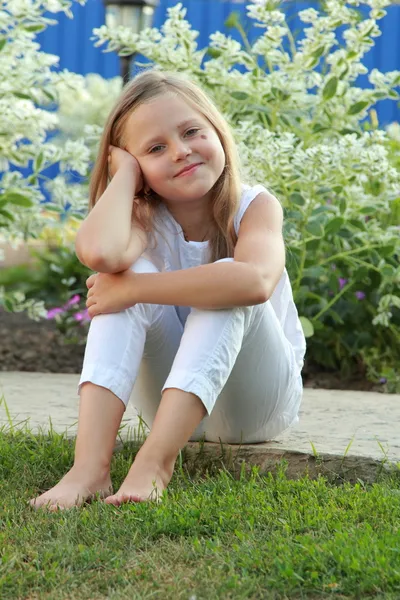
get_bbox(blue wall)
[37,0,400,125]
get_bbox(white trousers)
[78,257,303,444]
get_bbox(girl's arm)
[134,260,268,308]
[131,191,285,309]
[75,159,144,270]
[86,191,285,316]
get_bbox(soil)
[0,307,385,392]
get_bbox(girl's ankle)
[135,447,176,480]
[71,462,111,480]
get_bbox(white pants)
[78,257,303,444]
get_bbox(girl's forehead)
[128,93,203,125]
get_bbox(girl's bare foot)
[104,453,174,506]
[28,465,113,511]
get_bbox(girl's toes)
[103,494,122,506]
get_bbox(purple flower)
[73,309,91,322]
[46,307,64,319]
[339,277,348,290]
[355,291,365,300]
[327,198,332,205]
[64,294,81,309]
[380,377,387,384]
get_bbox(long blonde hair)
[89,68,243,262]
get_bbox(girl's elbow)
[254,276,270,304]
[253,287,269,305]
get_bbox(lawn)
[1,425,400,600]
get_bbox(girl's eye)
[185,128,199,136]
[148,128,199,154]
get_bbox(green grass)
[1,421,400,600]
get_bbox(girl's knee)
[130,257,159,274]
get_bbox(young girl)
[29,68,306,510]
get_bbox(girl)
[29,68,306,511]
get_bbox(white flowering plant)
[93,1,400,389]
[0,0,93,319]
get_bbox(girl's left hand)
[85,270,137,318]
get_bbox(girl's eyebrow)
[141,118,201,150]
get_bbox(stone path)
[1,371,399,483]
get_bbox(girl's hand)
[108,145,144,195]
[85,269,138,318]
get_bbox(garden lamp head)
[103,0,159,34]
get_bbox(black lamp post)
[103,0,159,84]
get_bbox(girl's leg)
[104,259,303,504]
[104,388,207,505]
[30,258,183,510]
[163,258,303,445]
[29,385,124,510]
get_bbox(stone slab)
[1,372,399,471]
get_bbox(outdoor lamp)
[103,0,159,83]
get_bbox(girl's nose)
[172,142,192,160]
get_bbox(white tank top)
[142,183,306,374]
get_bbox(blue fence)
[37,0,400,125]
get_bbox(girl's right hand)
[108,145,144,195]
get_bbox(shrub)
[93,1,400,388]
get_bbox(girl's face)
[123,93,226,204]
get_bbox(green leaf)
[42,88,57,103]
[312,123,329,134]
[348,219,366,231]
[12,92,32,100]
[323,76,338,101]
[305,220,324,237]
[34,152,44,173]
[338,65,349,80]
[352,266,369,280]
[289,192,305,206]
[119,49,134,57]
[380,265,395,278]
[3,192,33,207]
[224,11,240,29]
[300,317,314,338]
[347,50,358,59]
[325,216,344,235]
[206,48,222,59]
[380,244,395,258]
[24,24,46,33]
[327,309,345,325]
[373,91,388,100]
[0,209,15,221]
[302,266,325,279]
[231,91,250,101]
[348,101,369,115]
[0,38,6,52]
[306,239,321,251]
[42,205,63,213]
[4,298,14,312]
[340,128,361,136]
[279,114,291,127]
[312,46,325,60]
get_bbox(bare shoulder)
[239,190,283,235]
